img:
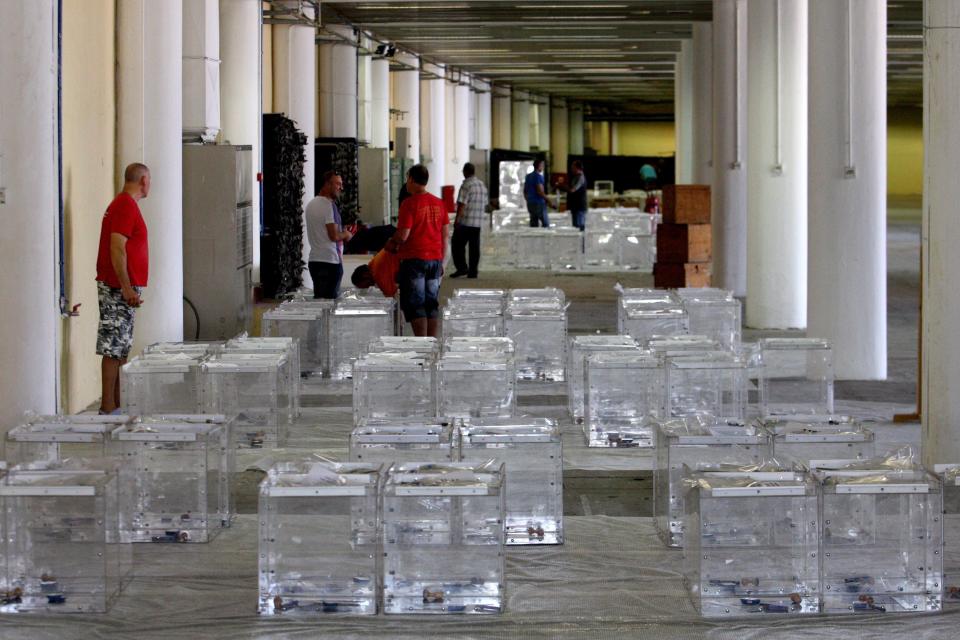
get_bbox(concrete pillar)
[923,1,960,465]
[551,98,570,172]
[712,0,748,297]
[511,90,531,152]
[492,86,512,149]
[391,52,420,161]
[272,19,316,287]
[420,62,446,197]
[117,0,184,345]
[474,78,492,150]
[568,102,584,155]
[357,35,372,145]
[447,79,471,185]
[370,57,390,149]
[745,0,808,329]
[674,38,695,183]
[692,22,713,185]
[537,98,551,153]
[318,24,357,139]
[219,0,261,278]
[0,0,59,422]
[808,0,886,380]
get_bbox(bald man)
[95,163,151,414]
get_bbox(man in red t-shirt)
[95,163,151,414]
[385,164,449,337]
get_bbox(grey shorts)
[96,281,140,359]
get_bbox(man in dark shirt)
[523,159,551,227]
[566,160,588,231]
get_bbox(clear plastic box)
[366,336,439,356]
[437,352,517,419]
[121,355,205,415]
[508,288,565,306]
[653,417,771,548]
[622,307,688,345]
[759,338,834,418]
[258,461,381,616]
[352,353,435,423]
[504,306,567,381]
[683,470,820,617]
[678,291,742,352]
[453,288,506,302]
[223,336,301,416]
[618,228,655,272]
[567,335,639,423]
[550,229,582,271]
[261,307,325,377]
[112,417,232,542]
[382,462,506,615]
[583,229,618,270]
[510,230,551,269]
[459,418,562,545]
[349,419,456,465]
[442,305,504,339]
[5,415,129,465]
[202,353,292,449]
[330,306,395,380]
[666,352,747,419]
[0,467,130,613]
[585,351,663,448]
[938,465,960,604]
[143,341,219,357]
[443,337,515,355]
[817,465,943,614]
[765,417,876,467]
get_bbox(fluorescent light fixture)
[356,3,469,8]
[516,3,627,7]
[433,49,510,53]
[521,26,617,30]
[530,35,617,40]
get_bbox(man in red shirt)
[95,163,151,414]
[385,164,449,337]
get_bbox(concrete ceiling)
[318,0,922,121]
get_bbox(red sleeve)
[109,197,137,238]
[397,198,414,230]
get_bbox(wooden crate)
[656,223,712,263]
[654,262,712,288]
[662,185,711,224]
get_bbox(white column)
[183,0,220,142]
[474,78,492,150]
[568,102,584,155]
[118,0,184,345]
[448,80,471,184]
[674,39,695,183]
[0,0,59,422]
[550,98,570,172]
[712,0,748,297]
[370,57,390,149]
[318,24,357,139]
[219,0,261,278]
[273,19,316,287]
[923,1,960,465]
[692,22,713,185]
[420,62,446,197]
[391,52,420,161]
[537,98,551,153]
[808,0,886,380]
[511,90,531,152]
[492,86,512,149]
[357,34,373,145]
[745,0,808,329]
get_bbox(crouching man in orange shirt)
[350,248,400,297]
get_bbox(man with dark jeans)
[450,162,488,279]
[386,164,450,337]
[523,159,552,227]
[305,170,353,298]
[566,160,588,231]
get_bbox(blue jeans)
[309,261,343,299]
[570,209,586,231]
[398,259,442,321]
[527,201,550,227]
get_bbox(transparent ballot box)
[585,351,663,448]
[5,415,130,465]
[349,419,456,466]
[121,355,204,415]
[261,307,325,377]
[0,468,129,613]
[112,417,232,542]
[758,338,834,418]
[443,336,515,355]
[550,229,582,271]
[202,354,292,449]
[683,471,820,617]
[352,353,435,423]
[382,462,506,615]
[583,228,617,270]
[504,306,567,382]
[330,305,395,380]
[143,341,219,357]
[653,417,771,548]
[453,288,506,302]
[766,417,875,467]
[817,465,943,614]
[666,352,747,419]
[510,230,551,269]
[566,335,639,423]
[222,336,301,415]
[622,307,688,345]
[442,304,504,339]
[258,462,381,616]
[437,352,517,419]
[508,287,565,306]
[618,227,655,272]
[938,465,960,604]
[366,336,438,356]
[678,290,742,352]
[460,418,563,545]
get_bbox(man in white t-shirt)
[305,170,353,298]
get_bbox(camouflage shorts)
[96,281,140,359]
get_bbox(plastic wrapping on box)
[763,416,876,467]
[349,419,456,465]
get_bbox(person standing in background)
[523,159,551,227]
[305,170,353,299]
[566,160,588,231]
[450,163,488,279]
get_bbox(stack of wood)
[654,185,712,288]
